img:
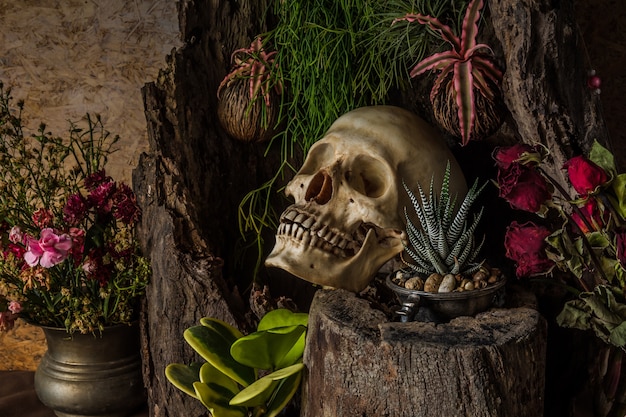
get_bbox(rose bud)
[563,155,609,196]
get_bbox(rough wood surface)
[302,289,546,417]
[133,1,280,416]
[489,0,611,188]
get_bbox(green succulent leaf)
[199,317,245,339]
[264,370,303,417]
[199,363,240,398]
[165,362,202,399]
[229,375,277,407]
[230,363,305,409]
[193,382,247,417]
[231,325,306,370]
[402,162,485,276]
[257,309,308,331]
[277,331,307,369]
[184,321,256,387]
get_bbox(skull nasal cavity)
[305,171,332,204]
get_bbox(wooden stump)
[302,289,547,417]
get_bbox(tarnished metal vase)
[34,322,146,417]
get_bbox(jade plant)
[166,309,308,417]
[394,0,504,145]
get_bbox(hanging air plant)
[217,37,283,143]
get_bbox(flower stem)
[538,167,608,287]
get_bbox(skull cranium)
[265,106,467,292]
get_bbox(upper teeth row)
[278,209,359,256]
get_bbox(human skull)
[265,106,467,292]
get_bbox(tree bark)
[133,1,278,416]
[302,289,546,417]
[488,0,611,188]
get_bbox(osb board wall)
[0,0,181,371]
[0,0,181,184]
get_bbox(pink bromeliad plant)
[217,37,283,143]
[0,84,150,334]
[394,0,504,145]
[218,37,282,109]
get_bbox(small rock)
[438,274,457,293]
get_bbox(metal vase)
[34,322,146,417]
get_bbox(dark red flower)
[68,227,85,263]
[7,243,26,259]
[493,144,539,170]
[571,199,607,234]
[505,221,554,278]
[88,181,116,215]
[497,164,552,213]
[63,194,88,226]
[563,155,609,196]
[112,183,141,225]
[82,248,113,287]
[84,170,113,191]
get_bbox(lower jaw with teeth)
[276,221,360,258]
[266,208,403,292]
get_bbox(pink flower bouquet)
[0,85,149,334]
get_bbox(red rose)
[493,144,541,169]
[505,221,554,278]
[563,155,609,195]
[497,164,552,213]
[570,199,607,234]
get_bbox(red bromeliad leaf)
[217,37,280,105]
[409,51,458,78]
[430,65,454,102]
[399,0,502,145]
[393,14,461,51]
[460,0,483,53]
[470,66,498,101]
[415,15,461,52]
[471,54,503,83]
[454,60,475,146]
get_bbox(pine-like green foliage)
[402,163,485,276]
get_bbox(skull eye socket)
[345,156,388,198]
